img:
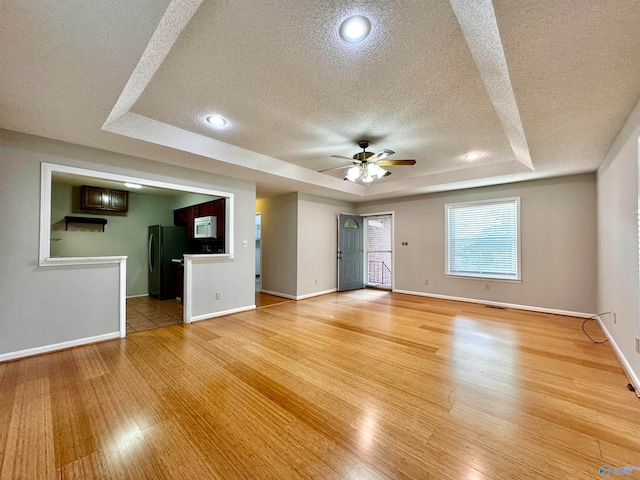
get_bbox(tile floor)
[126,296,183,334]
[126,292,293,335]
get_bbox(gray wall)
[597,99,640,383]
[190,188,256,317]
[173,192,220,210]
[0,129,255,357]
[50,183,176,296]
[256,193,355,298]
[357,174,598,314]
[297,193,354,297]
[256,193,298,297]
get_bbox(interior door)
[338,214,364,291]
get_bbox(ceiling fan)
[320,140,416,184]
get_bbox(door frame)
[338,211,395,292]
[255,212,262,292]
[363,213,394,290]
[337,213,366,292]
[360,211,395,291]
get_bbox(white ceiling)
[2,0,640,202]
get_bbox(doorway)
[255,213,262,292]
[365,215,393,289]
[126,296,182,334]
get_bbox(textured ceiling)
[2,0,640,202]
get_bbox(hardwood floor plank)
[1,377,56,480]
[0,362,19,476]
[1,291,639,479]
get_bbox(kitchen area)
[50,174,228,333]
[152,198,226,302]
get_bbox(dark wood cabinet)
[81,185,128,212]
[173,207,192,236]
[172,261,184,304]
[174,198,225,239]
[108,190,128,211]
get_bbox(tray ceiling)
[1,0,639,201]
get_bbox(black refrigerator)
[148,225,189,300]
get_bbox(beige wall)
[597,99,640,384]
[357,174,597,314]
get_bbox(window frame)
[444,197,521,282]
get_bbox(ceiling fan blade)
[367,149,395,163]
[318,164,355,173]
[330,155,362,162]
[377,159,416,166]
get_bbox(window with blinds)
[445,197,521,281]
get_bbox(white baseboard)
[260,288,337,301]
[126,293,148,299]
[0,332,121,363]
[393,289,640,397]
[296,288,337,300]
[260,289,297,300]
[596,317,640,398]
[392,289,595,318]
[189,305,256,323]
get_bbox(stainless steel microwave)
[194,216,217,238]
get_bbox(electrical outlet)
[485,283,490,291]
[242,240,248,247]
[424,279,429,286]
[216,292,221,300]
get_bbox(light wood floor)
[255,291,293,309]
[1,290,638,479]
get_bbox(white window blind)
[446,197,520,280]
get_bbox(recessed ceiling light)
[464,151,483,160]
[124,183,142,189]
[206,115,228,127]
[339,15,371,43]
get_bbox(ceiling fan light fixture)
[367,163,386,179]
[345,163,387,184]
[339,15,371,43]
[345,165,361,182]
[326,141,411,183]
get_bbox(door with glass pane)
[365,216,392,288]
[338,214,364,291]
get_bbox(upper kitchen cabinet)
[81,185,128,212]
[174,198,225,239]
